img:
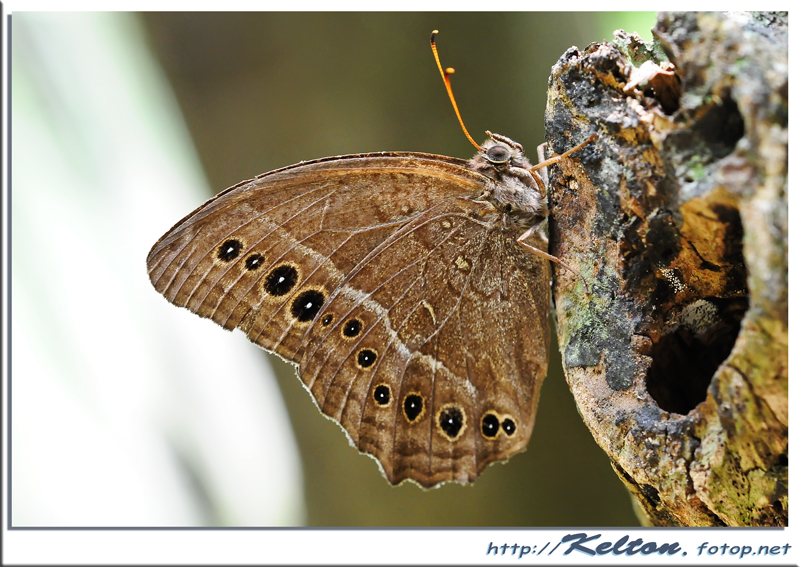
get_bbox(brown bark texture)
[543,11,787,526]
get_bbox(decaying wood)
[544,12,787,526]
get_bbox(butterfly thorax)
[467,132,547,229]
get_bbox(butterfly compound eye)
[485,144,511,164]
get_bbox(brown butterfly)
[146,31,594,488]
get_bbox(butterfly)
[146,31,594,488]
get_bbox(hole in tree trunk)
[646,169,748,415]
[647,297,748,415]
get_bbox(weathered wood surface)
[544,11,787,526]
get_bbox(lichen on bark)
[543,12,787,526]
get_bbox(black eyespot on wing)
[321,314,333,326]
[357,349,377,368]
[502,418,517,436]
[438,405,464,439]
[486,144,511,164]
[218,239,242,262]
[265,265,298,296]
[403,393,424,423]
[403,393,425,423]
[245,253,265,270]
[291,289,325,322]
[342,319,363,338]
[481,413,500,438]
[373,384,391,406]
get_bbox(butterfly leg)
[473,188,492,201]
[467,193,499,217]
[520,133,597,291]
[517,227,588,290]
[529,134,597,199]
[530,133,597,173]
[536,143,550,188]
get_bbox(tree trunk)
[544,11,787,526]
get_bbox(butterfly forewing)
[148,154,484,363]
[147,150,551,488]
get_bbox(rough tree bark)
[543,12,787,526]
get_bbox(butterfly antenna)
[430,30,483,152]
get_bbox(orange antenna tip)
[446,67,455,75]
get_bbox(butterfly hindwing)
[297,199,550,487]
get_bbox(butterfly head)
[468,132,533,183]
[467,131,544,225]
[479,131,531,170]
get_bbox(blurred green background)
[139,12,655,526]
